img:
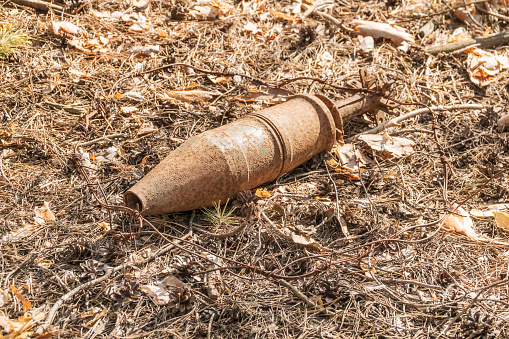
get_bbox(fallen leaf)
[231,88,293,103]
[271,10,300,22]
[157,29,169,38]
[133,0,151,8]
[332,143,365,171]
[498,113,509,131]
[493,211,509,229]
[158,275,185,289]
[0,311,40,337]
[453,0,481,26]
[90,9,110,18]
[34,202,56,225]
[10,286,31,311]
[189,5,220,20]
[448,27,472,43]
[440,204,478,240]
[358,134,415,157]
[357,35,374,53]
[255,188,273,198]
[52,21,79,35]
[2,223,37,242]
[136,122,158,136]
[465,48,509,87]
[98,222,117,232]
[243,22,261,35]
[0,289,9,307]
[120,106,139,115]
[290,232,318,246]
[161,90,216,103]
[352,20,415,46]
[68,69,89,82]
[141,275,186,305]
[124,91,145,101]
[127,44,159,57]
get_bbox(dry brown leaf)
[493,211,509,229]
[453,1,481,26]
[133,0,151,8]
[0,289,9,307]
[34,201,56,225]
[243,22,261,35]
[255,188,273,198]
[2,223,37,242]
[0,310,43,337]
[10,286,31,311]
[136,123,158,136]
[498,113,509,131]
[466,48,509,87]
[358,134,415,157]
[271,10,300,22]
[231,88,293,103]
[440,204,478,240]
[448,27,472,43]
[51,21,79,35]
[332,143,366,171]
[351,20,415,46]
[161,90,216,103]
[189,5,220,20]
[90,9,110,18]
[290,233,318,246]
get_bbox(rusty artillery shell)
[124,95,341,215]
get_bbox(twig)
[362,104,484,134]
[192,221,250,239]
[0,153,11,184]
[8,0,64,12]
[276,278,332,313]
[426,30,509,55]
[477,7,509,23]
[301,3,355,32]
[35,233,192,335]
[324,161,348,237]
[71,133,126,147]
[397,0,488,23]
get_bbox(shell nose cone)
[124,94,340,215]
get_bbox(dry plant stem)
[8,0,63,11]
[477,7,509,23]
[363,104,484,134]
[397,0,488,23]
[65,133,125,147]
[426,30,509,55]
[324,161,348,237]
[277,279,319,309]
[0,154,11,184]
[301,3,354,32]
[35,233,192,335]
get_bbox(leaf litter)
[2,0,509,338]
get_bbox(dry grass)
[1,0,509,338]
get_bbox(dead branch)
[477,7,509,23]
[426,31,509,55]
[8,0,63,12]
[363,104,484,134]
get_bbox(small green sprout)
[201,199,239,226]
[0,25,29,59]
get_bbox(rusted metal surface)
[124,94,378,215]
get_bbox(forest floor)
[2,0,509,338]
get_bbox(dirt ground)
[2,0,509,338]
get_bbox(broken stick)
[426,30,509,55]
[8,0,64,12]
